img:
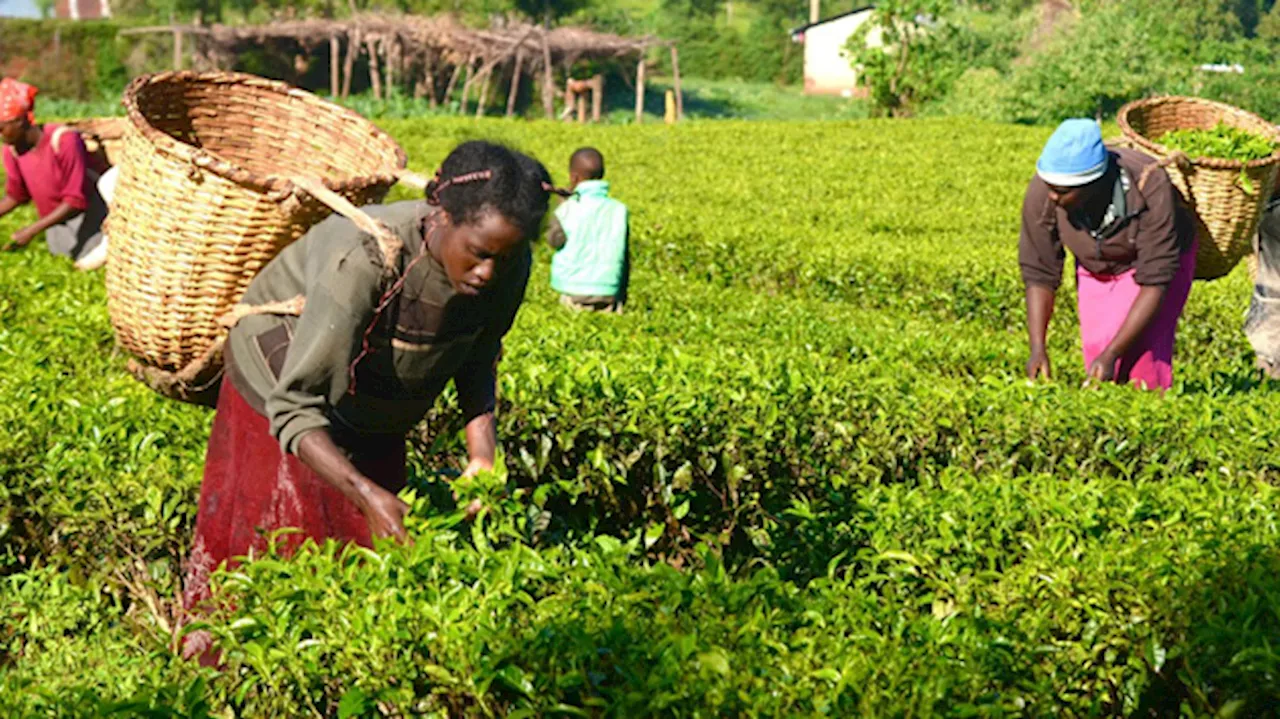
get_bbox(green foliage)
[512,0,592,24]
[840,0,1280,125]
[4,117,1280,715]
[0,20,143,103]
[1159,122,1278,161]
[847,1,1024,117]
[845,0,945,117]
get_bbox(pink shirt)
[3,124,94,218]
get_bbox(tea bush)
[3,117,1279,715]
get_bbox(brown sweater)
[1019,148,1195,289]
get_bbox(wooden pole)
[173,29,183,70]
[416,53,433,102]
[386,40,396,97]
[458,57,476,114]
[366,37,382,100]
[635,57,646,124]
[342,28,361,99]
[591,74,603,122]
[476,68,492,118]
[426,56,438,108]
[563,78,575,123]
[810,0,820,23]
[443,55,467,107]
[541,35,555,119]
[414,54,427,99]
[576,93,586,123]
[506,50,523,117]
[670,46,684,121]
[330,35,340,98]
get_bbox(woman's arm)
[1087,284,1166,383]
[463,412,497,476]
[10,200,81,247]
[1025,284,1056,379]
[456,355,498,475]
[296,430,409,541]
[0,194,19,221]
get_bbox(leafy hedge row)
[3,117,1279,715]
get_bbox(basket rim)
[1117,95,1280,171]
[122,70,407,196]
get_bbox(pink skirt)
[1076,243,1197,390]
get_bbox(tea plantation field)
[3,118,1279,716]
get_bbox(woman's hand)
[1085,352,1118,387]
[462,457,493,478]
[360,486,411,542]
[456,458,491,520]
[7,225,36,249]
[1027,348,1052,381]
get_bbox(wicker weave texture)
[1118,96,1280,281]
[105,72,406,376]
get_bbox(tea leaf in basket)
[1157,123,1277,163]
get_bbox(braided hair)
[424,140,565,240]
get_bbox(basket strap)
[1137,151,1192,194]
[395,168,430,192]
[51,125,70,154]
[289,177,403,273]
[218,294,307,329]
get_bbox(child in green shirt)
[548,147,630,313]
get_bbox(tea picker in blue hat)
[1019,118,1198,390]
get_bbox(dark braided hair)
[424,140,563,240]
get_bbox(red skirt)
[182,380,406,613]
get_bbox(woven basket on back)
[106,71,422,405]
[65,117,128,168]
[1117,96,1280,281]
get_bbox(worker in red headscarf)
[0,78,110,270]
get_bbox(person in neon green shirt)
[547,147,630,313]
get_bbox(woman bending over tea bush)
[0,77,110,270]
[1020,119,1197,390]
[182,141,552,660]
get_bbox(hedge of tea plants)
[2,118,1279,717]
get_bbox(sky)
[0,0,41,17]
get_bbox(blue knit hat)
[1037,119,1108,187]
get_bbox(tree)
[661,0,721,19]
[1259,0,1280,39]
[513,0,591,25]
[845,0,961,117]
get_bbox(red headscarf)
[0,78,38,124]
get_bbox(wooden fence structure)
[120,15,682,122]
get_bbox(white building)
[790,6,878,97]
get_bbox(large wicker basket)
[1117,96,1280,281]
[105,71,413,405]
[65,117,128,168]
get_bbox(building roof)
[789,5,875,38]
